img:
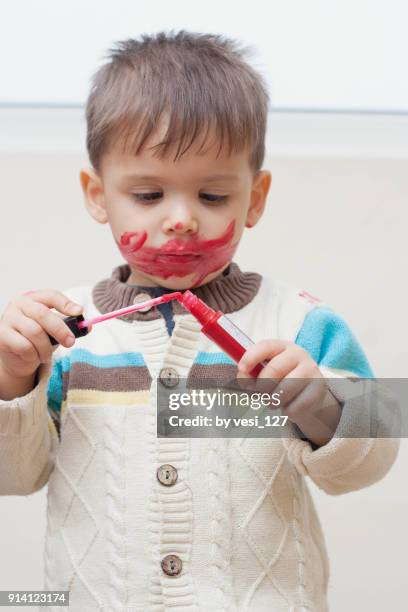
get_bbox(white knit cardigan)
[0,274,399,612]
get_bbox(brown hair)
[85,30,269,172]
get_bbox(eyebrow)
[203,174,240,183]
[121,173,240,183]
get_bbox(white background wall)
[1,0,407,111]
[0,108,407,611]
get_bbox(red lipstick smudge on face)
[119,230,148,252]
[117,220,237,287]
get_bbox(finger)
[277,364,318,407]
[257,347,299,382]
[241,347,298,397]
[19,299,77,348]
[281,368,327,417]
[278,376,310,409]
[9,313,56,363]
[283,384,332,436]
[235,375,260,395]
[237,339,287,375]
[0,325,40,365]
[16,289,83,317]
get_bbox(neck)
[92,261,262,322]
[127,264,231,291]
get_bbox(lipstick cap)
[48,314,90,346]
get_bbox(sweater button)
[132,292,153,312]
[161,554,182,576]
[159,367,179,388]
[157,464,178,486]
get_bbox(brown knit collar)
[92,261,262,322]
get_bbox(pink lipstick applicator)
[79,293,182,329]
[48,291,268,377]
[47,293,182,346]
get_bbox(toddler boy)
[0,31,399,611]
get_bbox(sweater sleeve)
[281,306,400,495]
[0,359,59,496]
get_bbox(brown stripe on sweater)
[186,364,264,401]
[48,410,61,441]
[187,363,238,387]
[62,371,69,402]
[63,363,152,392]
[62,363,242,395]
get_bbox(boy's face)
[80,128,271,289]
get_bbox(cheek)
[105,194,148,236]
[118,230,148,251]
[205,201,246,235]
[229,212,248,239]
[227,195,251,228]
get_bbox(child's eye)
[200,193,228,203]
[131,192,228,204]
[132,192,163,202]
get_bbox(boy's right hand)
[0,289,83,379]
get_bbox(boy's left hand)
[237,339,342,447]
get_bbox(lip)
[159,251,201,256]
[156,253,202,261]
[158,246,203,256]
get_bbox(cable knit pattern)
[235,439,292,609]
[207,438,235,611]
[42,399,105,611]
[289,472,310,609]
[104,404,128,610]
[0,265,399,611]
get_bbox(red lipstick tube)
[181,290,268,377]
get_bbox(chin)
[156,268,227,290]
[152,274,201,290]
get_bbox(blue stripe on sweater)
[295,306,374,378]
[194,351,236,366]
[47,359,64,414]
[64,348,147,369]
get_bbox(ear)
[245,170,272,228]
[79,167,108,224]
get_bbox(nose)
[162,205,198,235]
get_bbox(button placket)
[158,366,179,388]
[161,554,183,576]
[132,292,153,312]
[156,464,178,486]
